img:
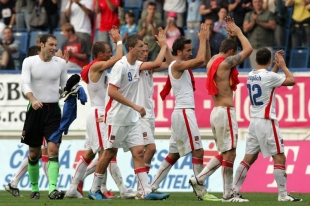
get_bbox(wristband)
[117,41,122,45]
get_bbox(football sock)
[108,156,126,192]
[151,156,176,189]
[274,164,287,197]
[82,158,98,180]
[10,156,28,187]
[192,157,203,176]
[100,171,108,192]
[232,161,250,193]
[71,156,91,187]
[145,163,151,173]
[42,155,49,180]
[48,156,59,194]
[28,157,39,192]
[222,160,234,198]
[197,154,222,183]
[135,168,151,195]
[91,173,104,193]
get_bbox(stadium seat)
[243,57,251,69]
[184,29,199,58]
[93,29,99,42]
[29,30,48,46]
[13,31,29,69]
[289,46,310,68]
[124,0,143,9]
[53,29,66,50]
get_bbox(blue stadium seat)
[123,8,141,24]
[53,29,66,50]
[243,57,251,69]
[124,0,143,9]
[184,29,199,58]
[289,47,310,68]
[13,31,29,69]
[29,30,48,46]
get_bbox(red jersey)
[99,0,120,31]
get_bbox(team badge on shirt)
[143,132,147,137]
[110,135,115,140]
[194,136,199,141]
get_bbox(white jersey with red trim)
[105,56,143,126]
[247,69,285,120]
[136,70,154,119]
[168,60,195,109]
[87,66,108,107]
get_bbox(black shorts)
[21,102,61,147]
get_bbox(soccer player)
[189,17,253,202]
[231,49,302,202]
[151,23,217,201]
[5,46,49,198]
[20,34,67,199]
[135,42,173,194]
[65,27,135,199]
[88,30,169,200]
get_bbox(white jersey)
[168,60,195,108]
[21,55,67,103]
[105,56,143,126]
[136,70,154,119]
[87,68,108,107]
[247,69,285,120]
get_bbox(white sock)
[232,161,250,194]
[151,156,176,189]
[10,156,28,187]
[135,168,151,196]
[42,155,49,180]
[137,163,151,192]
[197,155,222,183]
[274,164,287,197]
[71,156,90,188]
[91,173,104,193]
[222,160,234,198]
[192,157,203,176]
[100,171,108,193]
[108,156,126,192]
[82,158,98,180]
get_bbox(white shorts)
[210,107,238,153]
[104,123,143,152]
[140,117,155,145]
[84,107,105,153]
[245,118,284,158]
[169,109,203,157]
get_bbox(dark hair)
[256,48,271,65]
[147,2,157,8]
[125,11,135,18]
[27,46,41,57]
[91,41,110,58]
[40,34,57,45]
[171,37,192,56]
[125,34,143,51]
[219,39,238,54]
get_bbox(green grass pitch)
[0,191,309,206]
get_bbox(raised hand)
[274,50,287,69]
[155,27,167,47]
[197,23,210,41]
[224,16,242,37]
[109,25,122,43]
[55,49,70,63]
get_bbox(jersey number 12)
[247,84,263,106]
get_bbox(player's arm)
[60,60,68,92]
[274,52,295,86]
[222,17,253,69]
[140,27,168,71]
[154,47,174,72]
[108,84,146,117]
[172,23,208,71]
[21,58,43,109]
[91,27,123,72]
[194,39,212,69]
[271,50,285,73]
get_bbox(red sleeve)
[111,0,120,7]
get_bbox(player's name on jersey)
[248,75,262,82]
